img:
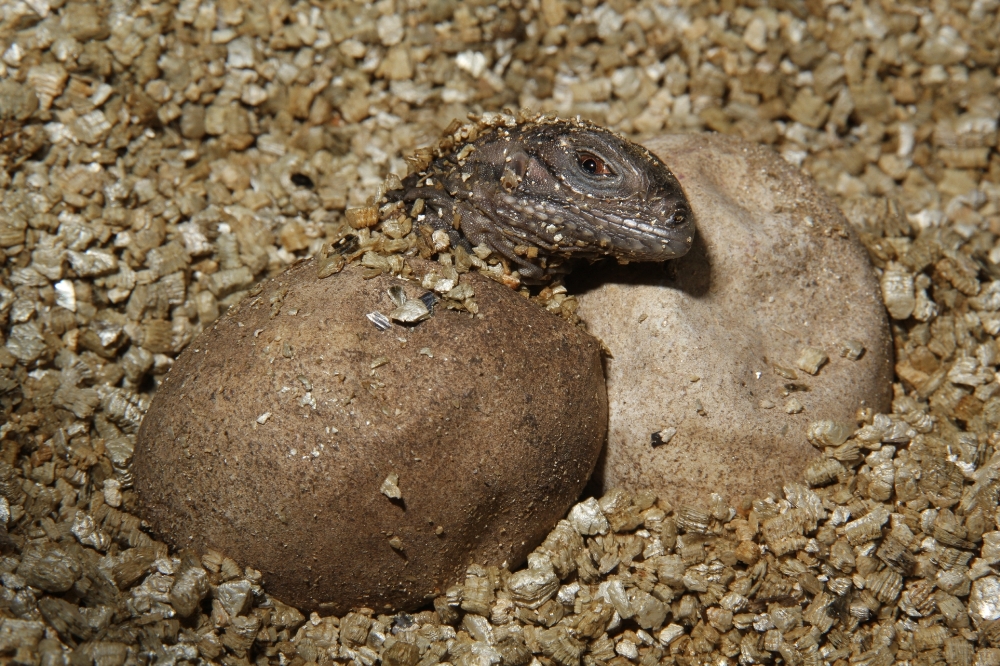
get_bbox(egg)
[134,257,606,613]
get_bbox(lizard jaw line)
[613,216,687,241]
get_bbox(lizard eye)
[578,152,613,176]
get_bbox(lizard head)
[400,115,694,279]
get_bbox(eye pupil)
[579,153,609,175]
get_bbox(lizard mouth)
[621,228,692,260]
[576,204,694,260]
[609,213,689,241]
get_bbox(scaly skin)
[388,116,694,280]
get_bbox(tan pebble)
[26,63,68,110]
[346,206,379,229]
[380,473,401,500]
[796,347,829,375]
[880,263,915,320]
[784,398,805,414]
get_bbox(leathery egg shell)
[133,257,607,614]
[575,133,892,509]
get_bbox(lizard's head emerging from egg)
[394,115,694,280]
